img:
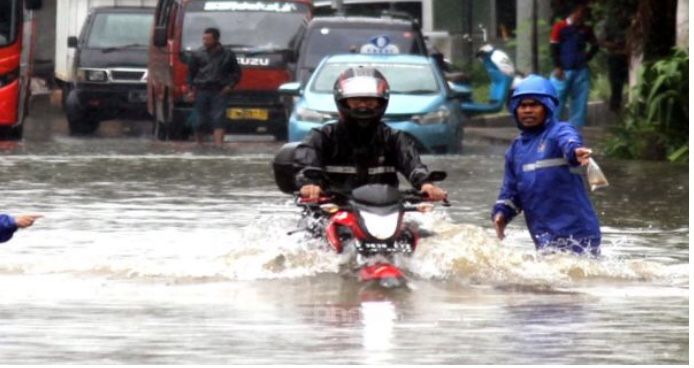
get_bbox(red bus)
[0,0,42,140]
[148,0,312,141]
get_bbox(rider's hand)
[575,147,592,166]
[553,67,564,80]
[14,214,42,229]
[493,212,506,240]
[299,184,322,199]
[420,183,447,202]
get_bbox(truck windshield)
[312,62,440,95]
[181,1,310,52]
[303,28,424,70]
[86,13,154,49]
[0,0,19,47]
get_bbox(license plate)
[227,108,269,121]
[128,91,147,103]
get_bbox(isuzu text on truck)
[148,0,312,141]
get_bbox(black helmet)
[333,66,390,123]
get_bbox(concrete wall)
[676,0,688,48]
[514,0,551,74]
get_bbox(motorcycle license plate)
[227,108,269,121]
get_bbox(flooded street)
[0,105,688,364]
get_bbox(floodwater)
[0,109,688,364]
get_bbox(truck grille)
[110,69,146,82]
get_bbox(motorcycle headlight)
[296,107,334,124]
[360,211,400,240]
[77,68,108,83]
[412,106,450,125]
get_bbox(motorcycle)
[273,143,449,289]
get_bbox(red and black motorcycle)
[273,143,449,289]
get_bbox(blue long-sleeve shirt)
[0,214,17,243]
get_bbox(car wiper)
[394,89,437,95]
[223,43,254,52]
[102,43,147,53]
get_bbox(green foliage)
[603,48,689,162]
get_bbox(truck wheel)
[0,125,23,140]
[67,116,99,136]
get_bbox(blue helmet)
[508,74,559,118]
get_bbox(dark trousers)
[193,89,229,132]
[607,54,629,111]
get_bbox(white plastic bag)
[586,158,609,191]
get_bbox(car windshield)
[302,27,424,69]
[86,13,153,49]
[0,0,19,47]
[311,62,440,95]
[181,1,310,52]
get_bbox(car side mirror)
[67,36,78,48]
[25,0,42,10]
[278,82,302,97]
[153,26,167,48]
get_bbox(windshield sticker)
[204,1,299,12]
[360,35,400,55]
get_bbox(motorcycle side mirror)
[426,171,447,182]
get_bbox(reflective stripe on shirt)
[522,158,568,172]
[496,199,520,213]
[324,166,396,175]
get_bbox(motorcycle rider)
[294,66,447,201]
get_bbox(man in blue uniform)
[491,75,601,256]
[549,3,599,128]
[0,214,40,243]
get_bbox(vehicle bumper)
[71,83,149,119]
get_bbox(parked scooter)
[436,44,522,116]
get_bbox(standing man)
[492,75,601,256]
[549,3,599,129]
[187,27,241,146]
[1,214,40,243]
[597,4,631,112]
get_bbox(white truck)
[54,0,157,95]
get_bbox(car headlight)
[412,106,450,125]
[296,107,334,124]
[360,210,400,240]
[77,69,108,83]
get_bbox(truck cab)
[148,0,312,141]
[64,6,154,135]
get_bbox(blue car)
[279,54,467,154]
